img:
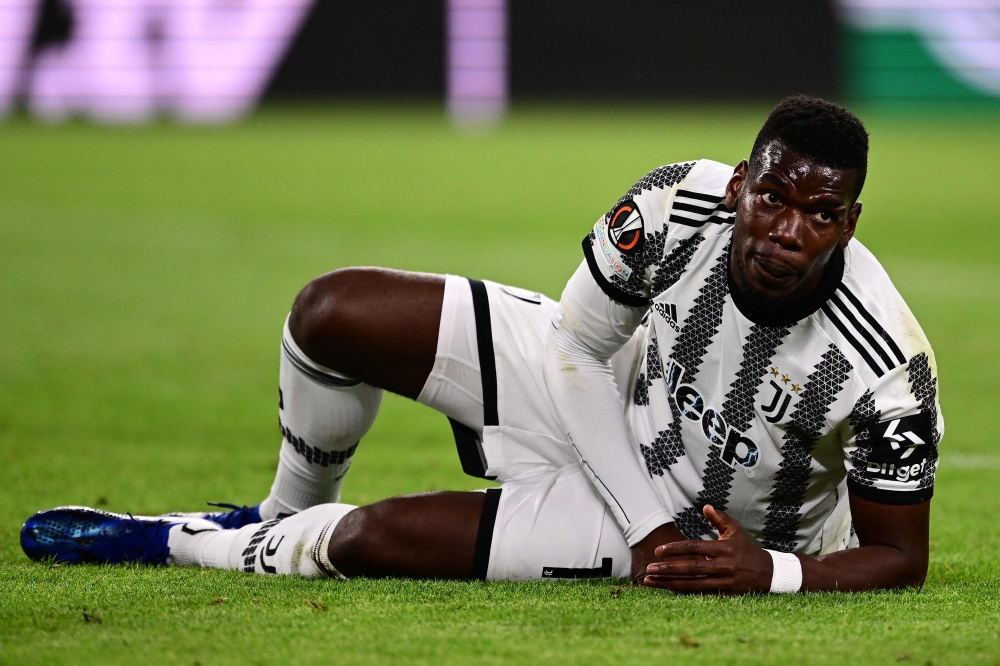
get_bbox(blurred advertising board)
[3,0,996,125]
[0,0,314,122]
[839,0,1000,102]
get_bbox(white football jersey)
[583,159,944,555]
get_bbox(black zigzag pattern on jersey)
[650,234,704,298]
[846,390,881,489]
[633,237,703,407]
[639,245,730,476]
[759,345,852,553]
[668,246,730,389]
[606,162,696,221]
[673,324,791,540]
[601,163,697,301]
[633,332,660,407]
[241,519,281,573]
[907,353,940,490]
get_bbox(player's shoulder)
[825,239,936,384]
[665,159,737,230]
[676,159,736,195]
[625,159,733,203]
[623,159,736,233]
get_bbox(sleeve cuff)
[581,235,649,307]
[847,478,934,505]
[622,509,675,547]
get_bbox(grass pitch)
[0,104,998,665]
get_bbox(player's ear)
[838,201,862,249]
[725,161,747,211]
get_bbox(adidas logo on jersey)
[666,360,760,475]
[654,302,680,332]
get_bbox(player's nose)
[767,210,806,253]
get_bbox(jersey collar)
[727,244,845,328]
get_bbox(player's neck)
[728,243,844,327]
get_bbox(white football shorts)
[417,275,644,581]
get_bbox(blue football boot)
[160,502,262,529]
[21,506,179,565]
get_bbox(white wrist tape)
[765,549,802,593]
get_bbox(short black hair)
[749,95,869,197]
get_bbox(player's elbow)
[903,552,928,590]
[890,547,928,590]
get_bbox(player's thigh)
[289,267,444,399]
[487,469,631,581]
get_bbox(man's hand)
[630,523,687,584]
[641,505,775,594]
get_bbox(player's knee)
[289,267,369,362]
[325,504,391,577]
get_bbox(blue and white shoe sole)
[20,506,175,565]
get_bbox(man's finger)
[703,504,739,537]
[646,559,735,577]
[643,575,734,594]
[655,539,729,559]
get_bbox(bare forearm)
[797,494,931,593]
[800,544,927,592]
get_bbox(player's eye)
[813,211,834,222]
[761,192,780,205]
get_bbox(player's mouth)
[750,253,799,285]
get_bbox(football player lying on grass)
[23,96,942,595]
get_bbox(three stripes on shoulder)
[822,286,906,378]
[671,190,735,227]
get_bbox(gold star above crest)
[770,367,780,377]
[791,383,801,394]
[781,374,790,384]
